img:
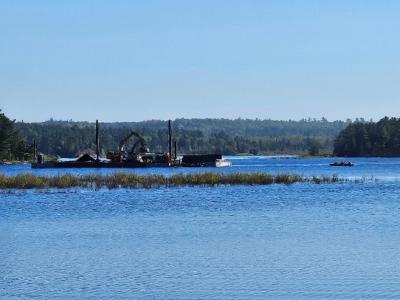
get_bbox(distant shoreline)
[4,155,400,166]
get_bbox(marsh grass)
[0,172,351,190]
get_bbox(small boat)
[330,161,354,167]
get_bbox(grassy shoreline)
[0,172,344,190]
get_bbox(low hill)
[16,118,350,157]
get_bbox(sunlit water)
[1,157,400,299]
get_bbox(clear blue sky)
[1,1,399,122]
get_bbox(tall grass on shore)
[0,172,346,190]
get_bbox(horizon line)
[15,116,382,124]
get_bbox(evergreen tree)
[334,117,400,157]
[0,110,30,160]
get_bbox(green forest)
[9,108,399,160]
[15,117,349,157]
[334,117,400,157]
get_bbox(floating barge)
[31,120,231,169]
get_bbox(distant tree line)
[334,117,400,157]
[15,118,351,157]
[6,113,400,159]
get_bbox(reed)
[0,172,348,190]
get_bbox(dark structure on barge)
[32,120,231,168]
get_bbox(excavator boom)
[118,130,149,155]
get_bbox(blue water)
[2,156,400,181]
[1,157,400,299]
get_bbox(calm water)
[1,157,400,299]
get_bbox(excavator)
[107,130,150,162]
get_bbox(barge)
[31,120,231,169]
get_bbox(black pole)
[168,120,172,157]
[33,139,36,161]
[96,120,100,161]
[174,140,177,159]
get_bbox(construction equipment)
[32,120,231,168]
[119,130,149,154]
[107,130,150,162]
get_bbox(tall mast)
[96,120,100,161]
[168,120,172,157]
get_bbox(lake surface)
[2,157,400,299]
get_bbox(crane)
[119,130,149,154]
[117,130,149,161]
[106,130,150,162]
